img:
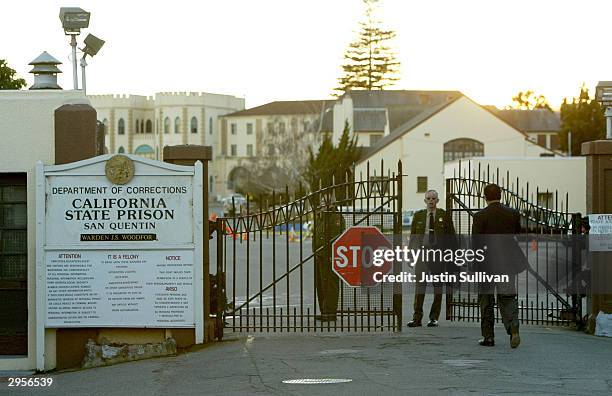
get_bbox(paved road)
[1,322,611,395]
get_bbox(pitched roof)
[492,109,561,132]
[224,100,335,117]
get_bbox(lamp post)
[80,34,105,94]
[595,81,612,139]
[59,7,90,90]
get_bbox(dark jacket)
[409,208,458,272]
[472,202,528,275]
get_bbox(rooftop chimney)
[29,51,62,90]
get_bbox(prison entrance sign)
[35,154,203,370]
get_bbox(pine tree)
[334,0,400,95]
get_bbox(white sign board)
[35,155,204,370]
[588,214,612,252]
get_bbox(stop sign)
[332,226,393,287]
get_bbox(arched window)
[174,117,181,134]
[118,146,125,153]
[135,119,140,134]
[118,118,125,135]
[146,119,152,133]
[102,118,109,135]
[135,144,155,159]
[164,117,170,134]
[443,138,484,162]
[209,118,213,135]
[209,176,214,193]
[191,117,198,133]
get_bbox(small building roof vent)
[29,51,63,90]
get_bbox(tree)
[508,90,552,111]
[334,0,400,95]
[559,85,605,155]
[306,121,360,202]
[0,59,26,90]
[242,116,322,198]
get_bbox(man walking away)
[473,184,528,348]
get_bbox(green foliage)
[0,59,26,90]
[508,90,552,111]
[334,0,400,95]
[306,121,360,202]
[559,85,605,155]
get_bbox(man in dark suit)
[472,184,528,348]
[407,190,457,328]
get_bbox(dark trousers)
[478,274,518,339]
[315,258,339,317]
[413,262,443,322]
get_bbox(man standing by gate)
[472,183,528,348]
[313,204,345,321]
[407,190,457,328]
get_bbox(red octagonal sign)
[332,226,393,287]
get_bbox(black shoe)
[426,320,439,327]
[478,337,495,347]
[407,320,422,327]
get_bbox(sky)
[2,0,611,109]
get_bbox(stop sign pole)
[332,226,393,287]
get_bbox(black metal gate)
[445,162,586,327]
[213,161,403,337]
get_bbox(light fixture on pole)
[59,7,90,90]
[595,81,612,139]
[80,33,105,94]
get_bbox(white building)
[354,92,560,210]
[215,100,334,198]
[89,92,245,162]
[493,108,562,152]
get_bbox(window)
[191,117,198,134]
[417,176,428,193]
[537,192,553,209]
[209,176,214,193]
[146,120,152,133]
[246,123,253,135]
[136,119,140,134]
[135,144,155,159]
[303,120,310,132]
[118,146,125,153]
[140,120,144,134]
[209,118,213,135]
[0,173,28,354]
[174,117,180,134]
[118,118,125,135]
[369,134,383,146]
[279,122,286,134]
[550,134,560,150]
[267,122,274,133]
[443,138,484,162]
[231,123,237,135]
[102,118,109,135]
[267,144,275,156]
[230,144,237,156]
[537,134,547,147]
[246,144,253,156]
[164,117,170,134]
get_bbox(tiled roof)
[225,100,335,117]
[492,109,560,132]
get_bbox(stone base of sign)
[82,337,177,369]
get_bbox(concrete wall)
[356,97,556,211]
[0,89,89,370]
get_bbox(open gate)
[445,162,586,327]
[213,161,403,337]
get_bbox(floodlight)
[59,7,90,34]
[83,34,105,57]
